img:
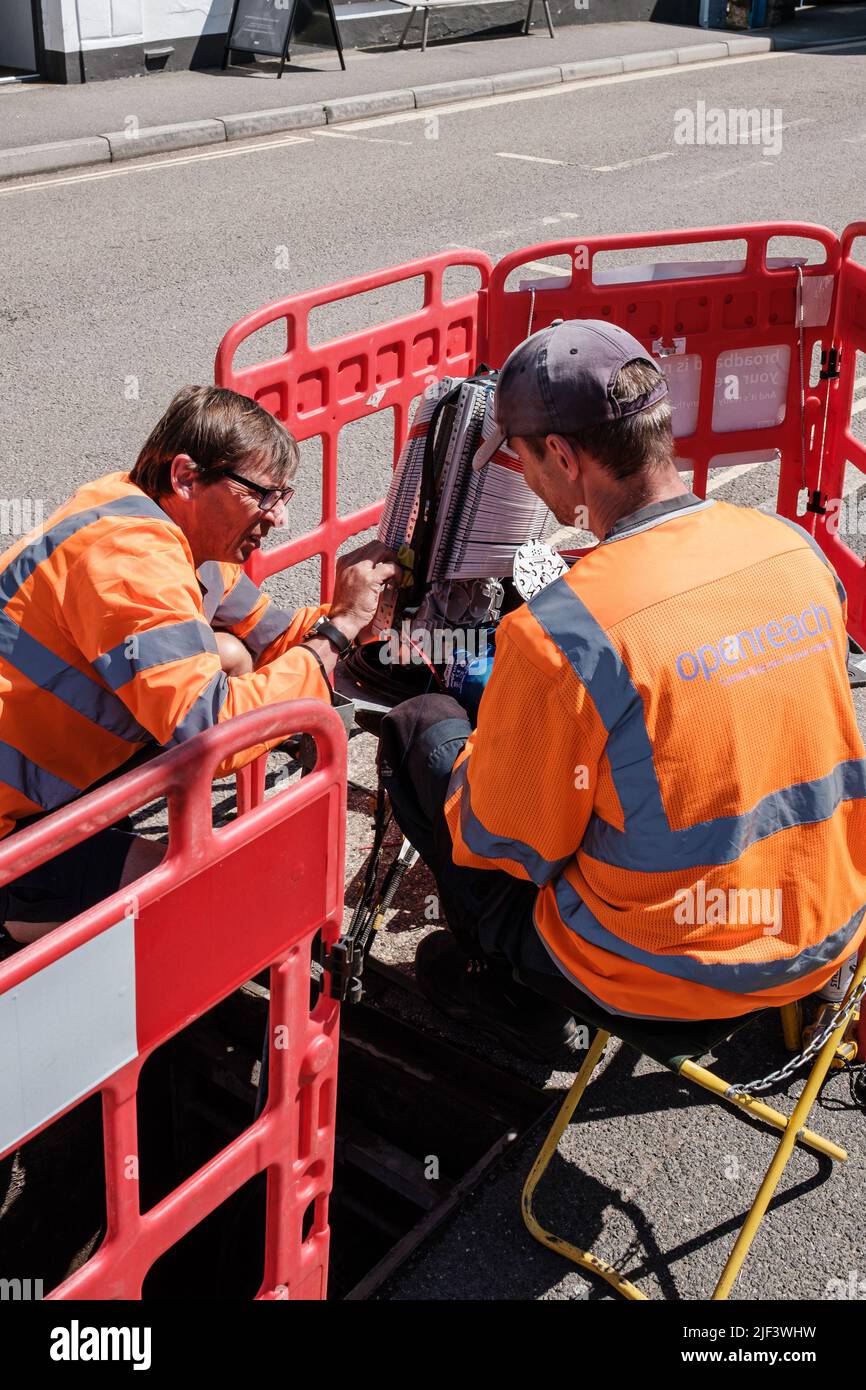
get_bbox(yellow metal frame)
[521,956,866,1300]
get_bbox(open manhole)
[1,982,552,1300]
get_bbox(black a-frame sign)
[222,0,346,77]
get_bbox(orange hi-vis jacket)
[445,492,866,1021]
[0,472,331,839]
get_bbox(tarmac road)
[1,35,866,1302]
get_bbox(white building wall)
[68,0,233,48]
[40,0,83,52]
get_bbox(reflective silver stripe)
[555,876,866,994]
[0,741,80,811]
[772,512,847,608]
[0,494,170,612]
[243,602,295,660]
[0,610,149,745]
[448,756,572,886]
[584,758,866,871]
[529,578,866,872]
[169,670,229,744]
[529,576,669,837]
[198,561,226,623]
[0,914,138,1156]
[213,573,261,628]
[93,620,219,692]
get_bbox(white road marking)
[588,151,675,173]
[313,128,413,146]
[496,152,567,165]
[0,133,314,195]
[521,258,571,276]
[344,49,781,130]
[0,46,821,197]
[706,460,769,491]
[842,466,866,495]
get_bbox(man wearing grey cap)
[379,319,866,1062]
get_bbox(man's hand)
[329,540,402,643]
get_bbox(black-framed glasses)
[221,469,295,513]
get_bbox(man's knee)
[380,693,471,824]
[214,631,253,676]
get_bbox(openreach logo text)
[50,1320,152,1371]
[673,101,783,157]
[675,603,832,683]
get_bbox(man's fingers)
[369,558,402,584]
[344,539,400,566]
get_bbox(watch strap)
[307,617,351,655]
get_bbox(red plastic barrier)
[811,222,866,647]
[488,222,841,514]
[215,249,492,601]
[215,221,866,768]
[0,702,346,1300]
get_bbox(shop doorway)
[0,0,41,82]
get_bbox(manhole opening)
[0,982,552,1299]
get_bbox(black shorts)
[0,819,136,950]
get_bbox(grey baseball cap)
[473,318,669,469]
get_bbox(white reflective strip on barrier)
[0,915,138,1155]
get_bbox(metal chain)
[726,976,866,1099]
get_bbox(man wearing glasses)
[0,385,398,947]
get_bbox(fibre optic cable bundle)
[340,371,553,705]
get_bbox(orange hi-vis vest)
[0,472,331,839]
[445,492,866,1021]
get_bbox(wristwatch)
[304,616,352,656]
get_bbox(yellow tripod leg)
[780,1001,801,1051]
[521,1030,648,1300]
[711,956,866,1301]
[679,1060,847,1162]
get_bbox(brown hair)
[525,359,674,483]
[130,386,299,499]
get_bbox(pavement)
[1,5,866,180]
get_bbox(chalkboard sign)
[229,0,292,55]
[223,0,345,74]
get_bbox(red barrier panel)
[487,222,841,517]
[0,702,346,1300]
[811,221,866,647]
[215,249,492,601]
[214,221,866,765]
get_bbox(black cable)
[817,1058,866,1114]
